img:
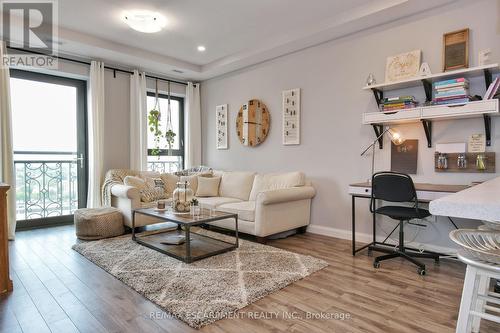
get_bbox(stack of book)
[433,78,470,105]
[381,96,417,111]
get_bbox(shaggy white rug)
[72,229,328,328]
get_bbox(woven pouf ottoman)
[74,207,124,240]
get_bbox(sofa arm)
[110,184,140,200]
[256,186,316,205]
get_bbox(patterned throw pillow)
[123,176,166,202]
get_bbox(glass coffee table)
[132,208,239,263]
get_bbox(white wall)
[200,0,500,251]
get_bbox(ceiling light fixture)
[122,10,167,33]
[197,45,206,52]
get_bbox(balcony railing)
[147,157,183,174]
[14,152,78,221]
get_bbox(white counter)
[429,176,500,221]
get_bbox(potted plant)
[148,108,162,156]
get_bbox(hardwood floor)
[0,225,497,333]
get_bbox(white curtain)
[87,61,105,208]
[185,82,201,168]
[130,70,148,171]
[0,41,16,240]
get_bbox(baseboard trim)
[306,224,457,255]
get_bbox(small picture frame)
[443,28,469,71]
[216,104,228,149]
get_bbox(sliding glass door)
[10,70,87,229]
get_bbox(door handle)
[74,153,84,169]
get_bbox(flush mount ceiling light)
[122,10,167,33]
[197,45,206,52]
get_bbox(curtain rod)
[6,46,189,86]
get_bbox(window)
[146,92,184,173]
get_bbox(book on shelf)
[434,78,468,86]
[485,77,500,100]
[383,95,415,103]
[435,89,469,98]
[434,82,469,90]
[432,97,470,105]
[434,95,468,102]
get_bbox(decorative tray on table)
[450,229,500,264]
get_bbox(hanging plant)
[148,79,162,157]
[165,80,175,155]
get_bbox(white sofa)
[106,170,315,242]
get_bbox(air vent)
[172,69,184,74]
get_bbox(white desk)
[349,182,469,256]
[430,176,500,221]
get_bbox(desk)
[349,182,469,256]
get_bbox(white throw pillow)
[123,175,166,202]
[196,177,221,197]
[219,171,256,201]
[249,172,305,200]
[159,173,180,198]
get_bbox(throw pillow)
[123,175,165,202]
[196,177,221,197]
[159,173,180,198]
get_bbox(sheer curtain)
[130,70,148,171]
[185,82,201,168]
[0,41,16,240]
[87,61,105,208]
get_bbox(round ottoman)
[74,207,124,240]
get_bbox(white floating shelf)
[362,64,499,91]
[362,100,499,125]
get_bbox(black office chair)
[369,171,439,275]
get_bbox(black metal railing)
[14,152,78,221]
[147,159,183,174]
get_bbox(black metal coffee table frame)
[132,208,239,263]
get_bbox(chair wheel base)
[418,267,426,276]
[373,261,380,269]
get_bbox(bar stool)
[456,251,500,333]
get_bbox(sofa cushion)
[180,171,213,194]
[123,175,166,202]
[197,197,242,209]
[219,171,256,201]
[218,201,256,222]
[196,176,221,197]
[159,173,179,198]
[249,172,305,201]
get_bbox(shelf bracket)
[421,79,432,103]
[484,114,492,146]
[372,124,384,149]
[484,69,492,90]
[421,120,432,148]
[371,88,383,106]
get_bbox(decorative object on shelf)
[172,181,194,213]
[418,62,432,76]
[216,104,228,149]
[468,134,486,153]
[391,139,418,174]
[236,99,270,147]
[432,77,470,105]
[385,50,421,83]
[443,28,469,71]
[434,152,495,173]
[457,153,467,169]
[478,49,492,66]
[437,153,448,170]
[165,81,176,155]
[360,127,405,180]
[366,73,376,86]
[282,88,300,145]
[148,79,162,156]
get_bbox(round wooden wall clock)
[236,99,270,146]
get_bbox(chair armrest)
[256,186,316,205]
[110,184,140,200]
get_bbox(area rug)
[72,229,327,328]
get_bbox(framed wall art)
[385,50,421,83]
[216,104,228,149]
[443,28,469,71]
[282,88,300,145]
